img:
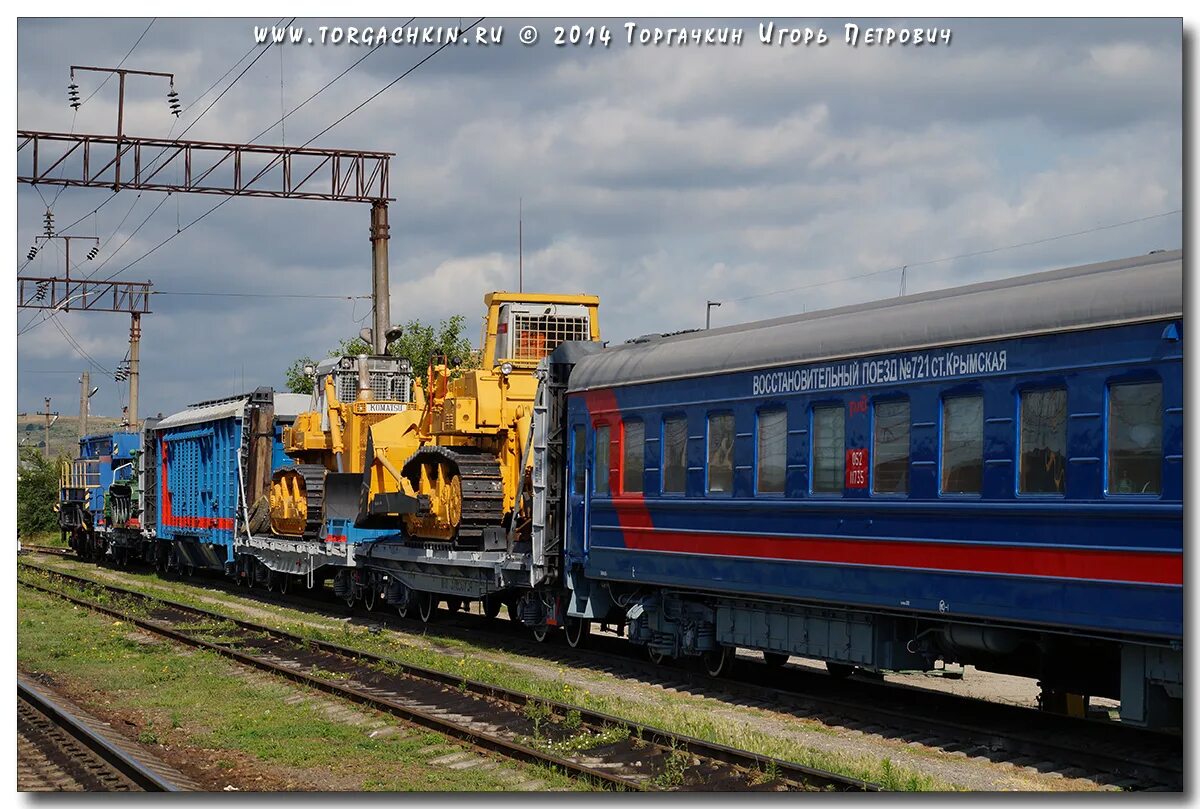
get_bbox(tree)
[284,355,317,395]
[388,315,478,374]
[17,447,61,537]
[284,316,478,394]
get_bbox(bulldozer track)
[402,447,504,548]
[274,464,329,540]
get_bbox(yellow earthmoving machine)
[360,291,601,549]
[269,352,418,538]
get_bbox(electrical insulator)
[87,245,100,260]
[68,81,81,110]
[35,281,48,301]
[26,246,38,261]
[43,209,54,237]
[167,86,181,117]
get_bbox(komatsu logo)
[752,348,1007,396]
[358,402,408,414]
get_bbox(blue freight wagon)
[150,388,308,574]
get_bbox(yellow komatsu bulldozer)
[269,353,419,538]
[361,291,601,549]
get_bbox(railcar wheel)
[363,579,378,612]
[564,617,590,649]
[506,598,521,623]
[532,625,551,643]
[648,647,668,666]
[417,592,436,623]
[279,573,291,595]
[763,652,789,668]
[265,571,277,593]
[703,646,732,678]
[482,594,502,619]
[826,662,856,679]
[396,600,410,619]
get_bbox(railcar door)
[565,407,590,567]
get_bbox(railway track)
[18,677,190,792]
[18,563,873,792]
[22,547,1182,790]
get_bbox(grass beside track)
[16,584,584,792]
[19,557,946,791]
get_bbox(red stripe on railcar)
[612,522,1181,586]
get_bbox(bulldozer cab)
[484,292,601,372]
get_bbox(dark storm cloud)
[16,17,1182,420]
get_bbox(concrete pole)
[370,200,391,355]
[128,312,141,428]
[79,370,89,441]
[43,397,53,459]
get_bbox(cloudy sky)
[15,17,1183,420]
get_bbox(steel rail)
[18,565,872,792]
[20,545,1179,789]
[17,677,184,792]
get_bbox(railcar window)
[707,413,734,494]
[662,416,688,494]
[812,405,845,494]
[872,400,910,494]
[942,396,983,494]
[757,409,787,494]
[623,420,645,493]
[594,424,610,495]
[1108,382,1162,495]
[1019,389,1066,494]
[572,426,587,494]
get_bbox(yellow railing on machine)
[60,458,101,492]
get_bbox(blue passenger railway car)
[557,250,1182,728]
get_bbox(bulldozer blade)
[323,473,364,525]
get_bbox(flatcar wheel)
[703,646,732,678]
[417,592,436,623]
[265,572,277,593]
[763,652,789,668]
[532,625,551,643]
[482,595,502,619]
[279,573,290,595]
[396,600,410,619]
[363,581,378,612]
[826,662,856,679]
[564,617,590,648]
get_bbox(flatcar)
[560,250,1182,728]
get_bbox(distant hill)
[16,414,129,460]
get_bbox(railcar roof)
[156,391,310,431]
[569,250,1183,391]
